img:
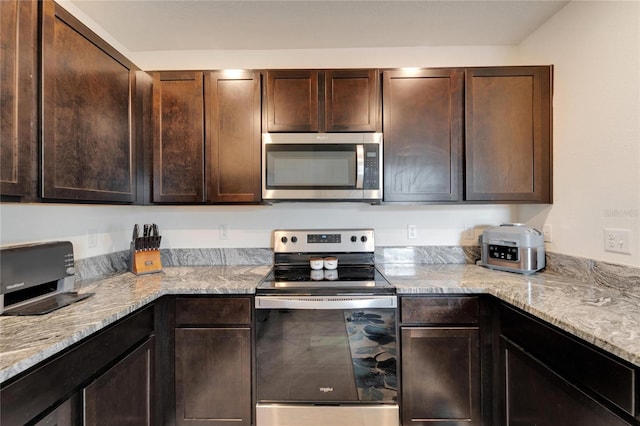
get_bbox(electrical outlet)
[462,224,474,240]
[88,228,97,248]
[219,224,229,240]
[604,228,631,254]
[542,224,552,242]
[407,224,417,240]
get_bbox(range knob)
[280,236,288,244]
[291,236,298,243]
[66,267,76,275]
[351,235,358,242]
[361,236,368,243]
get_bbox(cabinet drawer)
[401,296,479,325]
[175,297,252,326]
[500,304,637,417]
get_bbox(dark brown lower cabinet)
[0,306,155,426]
[499,303,639,426]
[401,327,481,425]
[175,328,251,425]
[84,336,155,425]
[174,297,252,426]
[33,395,78,426]
[400,296,482,426]
[502,337,631,426]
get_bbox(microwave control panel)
[363,144,380,190]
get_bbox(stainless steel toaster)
[479,224,545,274]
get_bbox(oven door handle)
[255,295,397,310]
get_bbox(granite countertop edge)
[1,264,639,384]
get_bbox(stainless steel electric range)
[255,229,399,426]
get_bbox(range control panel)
[273,229,375,254]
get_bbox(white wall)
[515,0,640,267]
[2,1,639,268]
[0,203,515,260]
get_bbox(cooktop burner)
[256,266,394,294]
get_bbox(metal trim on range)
[255,295,397,310]
[256,403,400,426]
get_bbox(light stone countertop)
[379,263,640,368]
[1,263,639,384]
[0,265,269,383]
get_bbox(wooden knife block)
[129,243,162,275]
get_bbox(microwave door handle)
[355,144,364,189]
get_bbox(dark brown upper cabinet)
[205,70,262,203]
[0,0,38,199]
[382,69,464,202]
[152,70,262,204]
[152,71,205,203]
[265,69,379,132]
[325,69,379,132]
[266,70,318,132]
[465,66,552,203]
[41,0,138,203]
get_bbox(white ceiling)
[68,0,570,52]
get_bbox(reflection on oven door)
[256,308,397,403]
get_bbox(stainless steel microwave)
[262,133,383,202]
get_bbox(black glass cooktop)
[257,265,394,294]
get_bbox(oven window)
[266,145,356,187]
[256,308,397,403]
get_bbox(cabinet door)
[33,396,78,426]
[266,70,319,132]
[325,69,379,132]
[502,338,631,426]
[383,69,464,202]
[401,327,481,426]
[0,0,37,198]
[175,328,251,426]
[205,71,261,203]
[84,336,155,426]
[152,71,205,203]
[465,66,552,202]
[41,0,137,202]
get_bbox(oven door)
[255,295,398,426]
[261,133,382,200]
